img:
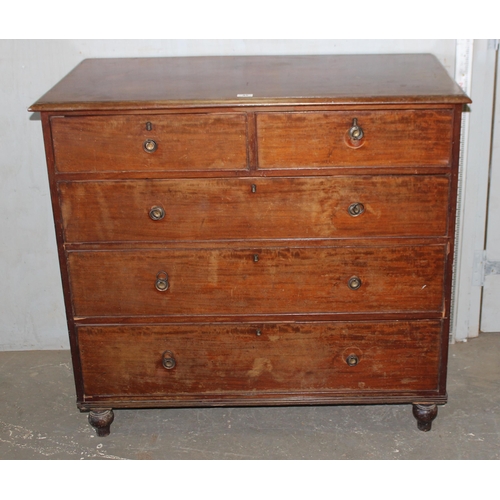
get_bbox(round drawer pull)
[346,354,359,367]
[348,118,364,141]
[348,202,365,217]
[162,350,176,370]
[149,206,165,221]
[348,276,362,290]
[155,271,169,292]
[143,139,158,153]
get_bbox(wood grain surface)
[257,110,453,168]
[58,175,450,243]
[51,113,248,173]
[29,54,470,111]
[68,245,446,317]
[78,321,442,397]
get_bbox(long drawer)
[50,113,248,173]
[78,321,442,398]
[257,110,453,169]
[68,245,446,317]
[59,175,450,242]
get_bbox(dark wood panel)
[29,55,470,112]
[58,176,450,243]
[51,113,248,173]
[40,113,86,402]
[78,321,442,397]
[257,110,453,169]
[68,245,446,317]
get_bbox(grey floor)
[1,333,499,460]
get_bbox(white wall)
[0,39,457,350]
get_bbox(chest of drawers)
[30,54,470,435]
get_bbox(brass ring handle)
[348,118,364,141]
[348,276,362,290]
[348,202,365,217]
[162,350,176,370]
[155,271,169,292]
[149,206,165,221]
[143,139,158,153]
[346,354,359,366]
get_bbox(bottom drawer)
[78,321,442,400]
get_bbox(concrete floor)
[1,333,499,460]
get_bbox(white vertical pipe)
[451,39,474,343]
[452,40,497,341]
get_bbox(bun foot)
[88,409,114,437]
[412,403,438,431]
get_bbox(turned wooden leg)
[412,403,438,432]
[88,409,114,437]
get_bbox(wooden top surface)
[29,54,471,112]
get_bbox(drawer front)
[51,114,248,173]
[78,321,442,398]
[59,175,450,243]
[68,245,446,317]
[257,110,453,169]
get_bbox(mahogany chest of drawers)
[30,54,470,435]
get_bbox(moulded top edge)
[29,95,471,113]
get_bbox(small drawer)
[78,321,442,398]
[256,109,453,170]
[59,175,450,243]
[51,113,248,173]
[68,244,446,317]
